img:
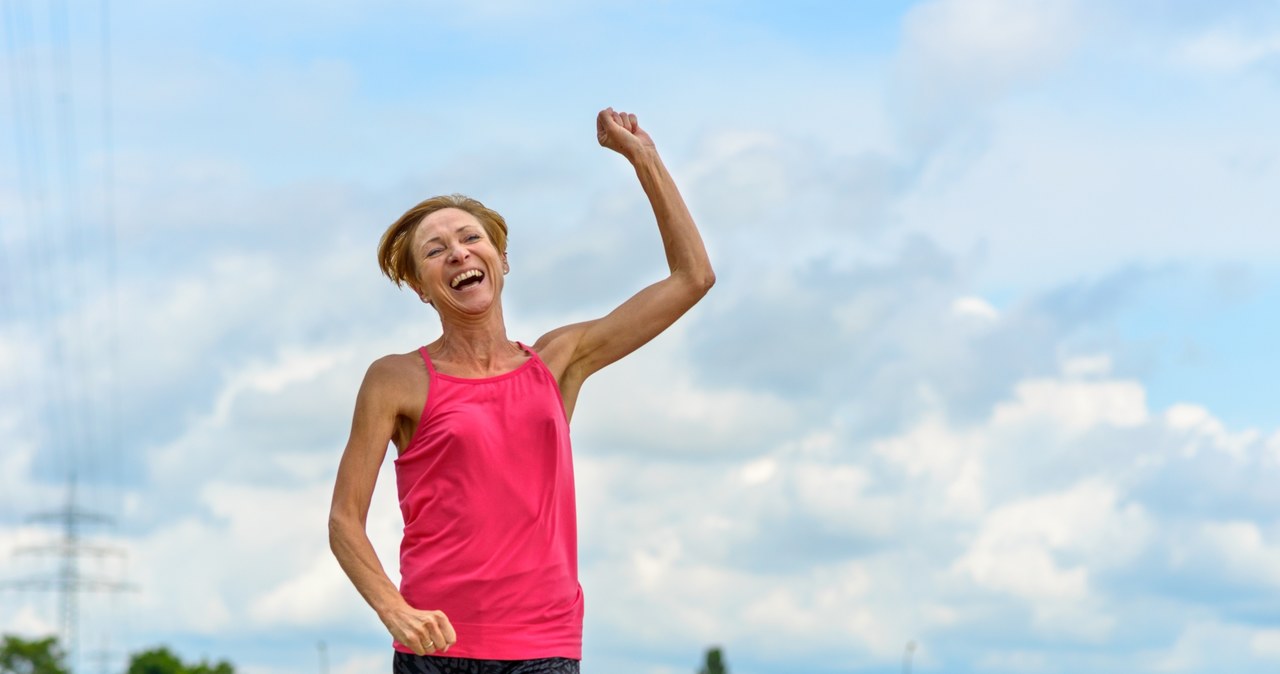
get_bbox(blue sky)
[2,1,1279,673]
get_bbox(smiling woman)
[377,195,510,304]
[327,108,715,674]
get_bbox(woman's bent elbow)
[328,512,354,553]
[699,270,716,293]
[677,268,715,295]
[691,270,715,298]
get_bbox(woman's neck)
[432,309,522,372]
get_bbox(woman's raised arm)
[537,109,714,407]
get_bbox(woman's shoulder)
[364,349,428,390]
[530,327,580,377]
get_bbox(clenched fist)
[597,107,656,161]
[381,604,458,656]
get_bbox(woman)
[328,108,715,674]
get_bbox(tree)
[127,647,234,674]
[697,646,728,674]
[0,635,70,674]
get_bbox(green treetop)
[126,646,234,674]
[0,635,70,674]
[698,646,728,674]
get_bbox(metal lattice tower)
[4,473,133,670]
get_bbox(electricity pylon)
[3,473,133,670]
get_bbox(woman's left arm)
[538,108,715,392]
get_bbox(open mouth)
[450,269,486,290]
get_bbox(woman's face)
[409,207,508,315]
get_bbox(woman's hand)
[380,603,458,655]
[597,107,655,161]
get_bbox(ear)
[411,282,432,305]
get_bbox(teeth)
[450,269,484,288]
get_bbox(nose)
[446,242,470,264]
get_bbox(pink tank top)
[393,343,583,659]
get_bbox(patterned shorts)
[392,653,580,674]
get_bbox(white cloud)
[573,324,800,457]
[0,330,40,383]
[0,440,62,513]
[991,378,1148,433]
[901,0,1081,86]
[951,295,999,321]
[894,104,1280,288]
[1164,403,1262,459]
[1253,628,1280,659]
[894,0,1083,148]
[332,651,391,674]
[1180,28,1280,71]
[1060,354,1111,378]
[247,462,405,628]
[577,351,1280,669]
[1148,620,1277,672]
[117,460,404,638]
[953,479,1149,625]
[0,314,413,645]
[874,416,987,516]
[0,604,58,638]
[1189,521,1280,589]
[206,346,348,427]
[738,457,777,486]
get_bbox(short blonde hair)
[378,194,509,291]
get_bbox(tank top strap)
[516,341,547,369]
[418,345,437,378]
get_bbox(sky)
[1,1,1279,673]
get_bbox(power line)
[49,0,97,482]
[99,0,122,497]
[4,0,81,488]
[2,3,131,672]
[2,5,85,568]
